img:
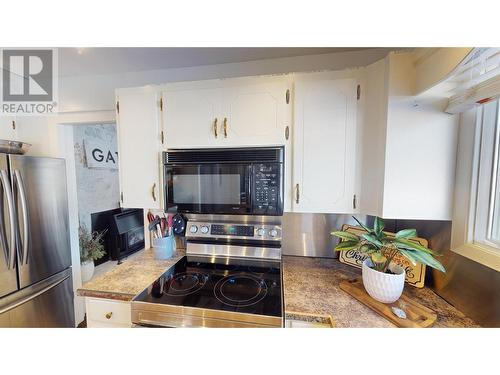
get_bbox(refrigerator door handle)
[0,170,17,270]
[13,170,29,266]
[0,272,70,315]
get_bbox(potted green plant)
[331,216,445,303]
[79,225,106,283]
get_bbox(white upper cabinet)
[292,76,358,213]
[220,80,290,146]
[116,88,162,209]
[162,77,291,148]
[162,87,220,148]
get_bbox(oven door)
[165,163,251,214]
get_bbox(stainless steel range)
[131,215,283,328]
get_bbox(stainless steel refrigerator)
[0,154,75,327]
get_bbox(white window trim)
[451,104,500,272]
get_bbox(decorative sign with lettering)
[338,225,428,288]
[84,139,118,170]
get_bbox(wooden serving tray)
[340,279,437,328]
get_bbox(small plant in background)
[331,216,445,273]
[79,225,106,263]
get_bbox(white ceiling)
[58,47,374,77]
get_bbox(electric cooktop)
[132,255,283,327]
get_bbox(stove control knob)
[269,229,278,238]
[200,225,209,234]
[189,225,198,234]
[257,228,266,236]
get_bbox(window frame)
[472,100,500,247]
[451,101,500,272]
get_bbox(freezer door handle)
[13,170,29,265]
[0,170,17,270]
[0,271,70,315]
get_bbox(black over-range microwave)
[163,146,284,216]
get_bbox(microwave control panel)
[252,163,282,215]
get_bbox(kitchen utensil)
[167,214,172,236]
[147,212,155,223]
[154,215,162,237]
[160,217,167,237]
[172,213,187,236]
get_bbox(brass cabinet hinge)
[357,85,361,100]
[161,131,165,144]
[120,192,123,203]
[116,101,120,114]
[353,194,357,209]
[285,126,290,140]
[286,89,290,104]
[12,121,16,130]
[160,97,163,111]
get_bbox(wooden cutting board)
[340,279,437,328]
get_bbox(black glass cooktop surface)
[133,256,282,318]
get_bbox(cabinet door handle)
[213,118,218,138]
[223,117,228,138]
[152,183,157,202]
[105,312,113,319]
[295,183,300,204]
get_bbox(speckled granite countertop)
[283,256,480,327]
[77,248,185,301]
[77,250,479,327]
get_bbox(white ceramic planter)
[81,260,95,283]
[362,258,405,303]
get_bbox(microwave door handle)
[13,170,29,265]
[247,165,253,210]
[0,171,16,270]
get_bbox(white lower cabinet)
[292,75,359,213]
[85,297,131,328]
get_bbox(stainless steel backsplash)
[282,213,368,258]
[282,212,499,327]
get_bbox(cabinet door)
[221,81,290,147]
[293,78,358,213]
[116,89,161,209]
[162,88,220,148]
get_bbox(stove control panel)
[186,221,282,241]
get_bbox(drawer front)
[87,319,131,328]
[85,298,131,326]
